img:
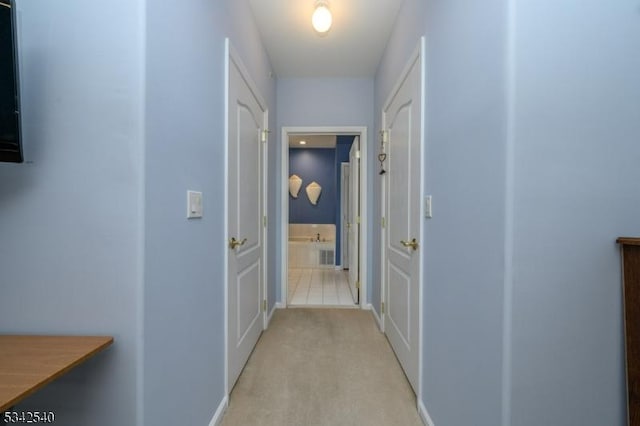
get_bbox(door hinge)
[262,300,267,312]
[261,129,270,143]
[381,217,386,228]
[380,130,389,143]
[381,302,386,314]
[356,216,361,224]
[356,280,360,289]
[355,150,361,159]
[263,215,267,228]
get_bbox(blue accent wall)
[289,148,336,224]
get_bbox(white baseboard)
[367,303,384,331]
[208,395,228,426]
[418,399,435,426]
[267,302,285,325]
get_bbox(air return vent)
[319,249,335,266]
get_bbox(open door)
[347,136,360,304]
[226,42,266,391]
[382,42,423,394]
[340,162,350,269]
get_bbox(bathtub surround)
[288,224,336,269]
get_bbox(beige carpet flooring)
[220,308,423,426]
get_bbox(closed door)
[227,43,266,391]
[382,44,422,394]
[348,137,360,304]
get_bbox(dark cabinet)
[619,237,640,426]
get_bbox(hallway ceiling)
[248,0,404,78]
[289,135,336,148]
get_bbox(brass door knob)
[229,237,247,249]
[400,238,419,251]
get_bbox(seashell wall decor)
[305,181,322,205]
[289,174,302,198]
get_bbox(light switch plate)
[187,191,203,219]
[425,195,432,218]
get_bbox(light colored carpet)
[220,308,423,426]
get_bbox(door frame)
[380,37,426,404]
[223,38,269,395]
[280,126,368,308]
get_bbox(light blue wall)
[377,0,640,425]
[376,0,507,424]
[0,0,274,425]
[276,78,374,303]
[508,1,640,424]
[0,1,144,425]
[144,0,275,425]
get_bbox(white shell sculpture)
[289,174,302,198]
[306,181,322,205]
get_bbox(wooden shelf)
[618,238,640,246]
[619,238,640,425]
[0,335,113,412]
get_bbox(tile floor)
[288,267,357,306]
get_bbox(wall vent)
[319,249,335,266]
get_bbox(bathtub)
[288,224,336,268]
[288,239,335,268]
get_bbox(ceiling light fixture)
[312,1,332,34]
[299,140,307,145]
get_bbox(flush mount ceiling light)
[312,1,332,34]
[299,140,307,145]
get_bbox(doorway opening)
[280,126,369,309]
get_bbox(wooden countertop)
[618,238,640,246]
[0,335,113,412]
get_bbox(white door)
[348,137,360,304]
[340,162,350,269]
[382,44,423,394]
[227,43,266,391]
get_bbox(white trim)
[207,395,229,426]
[135,0,146,422]
[280,126,369,309]
[267,302,284,325]
[379,129,386,334]
[367,303,384,331]
[223,37,230,400]
[417,34,427,415]
[418,398,435,426]
[502,2,516,425]
[262,112,269,331]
